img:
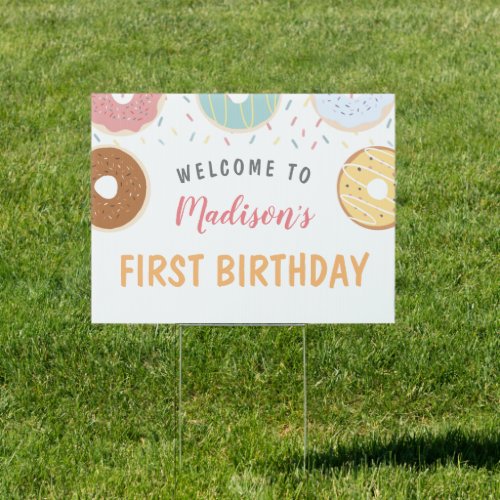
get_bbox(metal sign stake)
[303,324,308,472]
[178,324,183,470]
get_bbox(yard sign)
[91,94,395,324]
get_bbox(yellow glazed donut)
[337,146,395,230]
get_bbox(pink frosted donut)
[91,94,164,134]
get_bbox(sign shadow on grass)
[277,429,500,472]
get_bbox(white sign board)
[91,94,395,324]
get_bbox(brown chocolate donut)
[91,147,147,230]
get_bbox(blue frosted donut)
[198,94,280,132]
[313,94,394,132]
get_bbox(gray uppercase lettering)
[195,162,205,180]
[176,165,191,183]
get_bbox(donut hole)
[367,178,388,200]
[95,175,118,199]
[227,93,249,104]
[112,93,134,105]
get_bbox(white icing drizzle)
[342,148,395,207]
[344,163,395,185]
[340,147,396,224]
[341,194,394,214]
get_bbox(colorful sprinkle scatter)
[273,137,281,145]
[311,141,318,150]
[189,132,196,142]
[291,139,298,149]
[157,117,163,127]
[93,133,100,142]
[285,99,292,110]
[249,135,256,144]
[224,137,230,146]
[183,96,191,103]
[291,116,298,126]
[186,113,194,122]
[322,135,329,144]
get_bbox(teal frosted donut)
[198,94,280,132]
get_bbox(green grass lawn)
[1,0,499,497]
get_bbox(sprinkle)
[249,135,256,144]
[386,118,392,128]
[285,99,292,110]
[204,135,211,144]
[369,138,374,145]
[387,140,394,147]
[140,136,146,144]
[157,117,163,127]
[342,141,349,148]
[93,133,100,142]
[273,136,281,145]
[189,132,196,142]
[315,118,322,127]
[303,96,311,107]
[266,122,272,130]
[291,116,298,126]
[301,128,305,137]
[113,140,120,146]
[186,113,194,122]
[291,139,298,149]
[183,96,191,103]
[311,141,317,150]
[224,137,230,146]
[171,128,178,136]
[322,135,330,144]
[158,139,165,145]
